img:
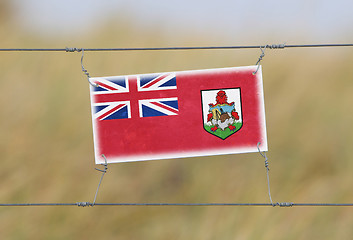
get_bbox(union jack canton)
[90,73,178,120]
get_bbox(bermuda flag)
[90,66,267,164]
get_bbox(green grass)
[204,122,243,139]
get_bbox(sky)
[9,0,353,43]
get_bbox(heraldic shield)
[201,88,243,140]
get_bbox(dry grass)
[1,18,353,240]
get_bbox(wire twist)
[257,142,274,205]
[80,49,99,87]
[252,44,285,75]
[266,43,286,49]
[66,47,99,87]
[65,47,82,52]
[76,202,92,207]
[252,46,267,75]
[92,154,108,206]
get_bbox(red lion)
[216,90,228,104]
[209,90,234,107]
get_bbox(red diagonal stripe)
[98,104,125,120]
[142,74,169,89]
[150,101,178,115]
[95,80,118,91]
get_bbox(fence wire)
[0,43,352,52]
[1,202,353,207]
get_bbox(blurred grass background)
[1,1,353,239]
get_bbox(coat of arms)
[201,88,243,139]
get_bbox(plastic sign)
[90,66,267,164]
